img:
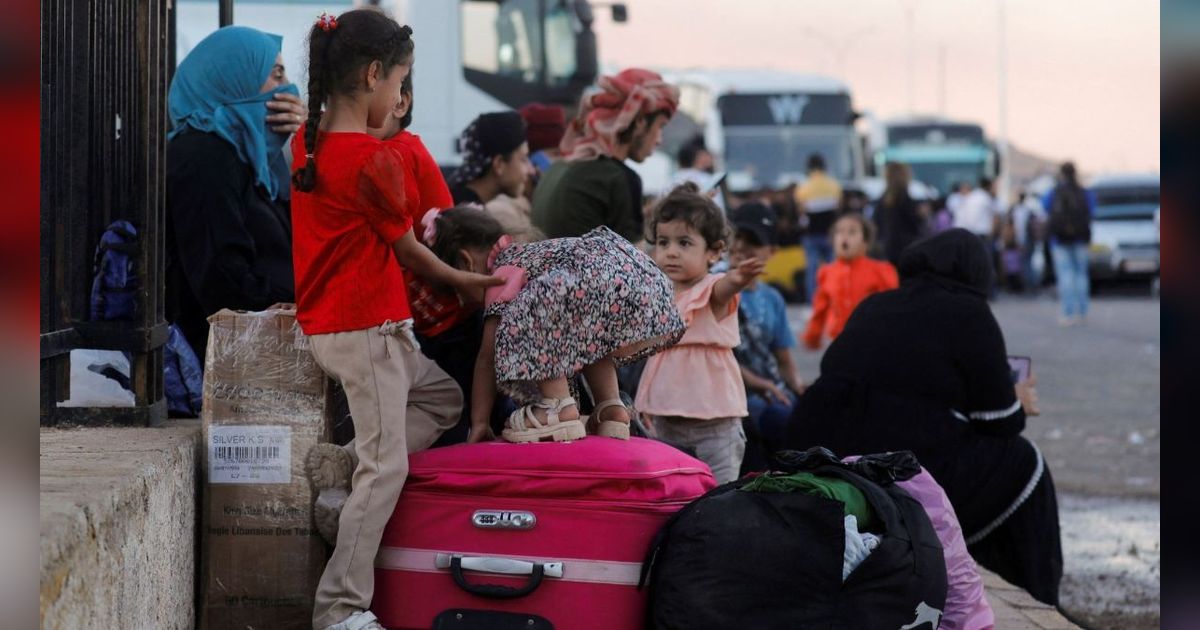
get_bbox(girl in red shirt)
[289,10,499,630]
[802,213,900,350]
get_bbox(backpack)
[1048,185,1091,243]
[90,220,139,321]
[89,221,204,417]
[641,448,947,630]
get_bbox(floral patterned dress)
[484,226,684,402]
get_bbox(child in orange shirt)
[802,213,899,350]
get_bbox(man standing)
[1042,162,1095,325]
[953,177,1002,296]
[793,153,842,302]
[532,68,679,243]
[449,111,534,206]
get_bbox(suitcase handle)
[447,555,550,599]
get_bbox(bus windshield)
[723,129,855,189]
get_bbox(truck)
[176,0,623,167]
[867,116,1001,199]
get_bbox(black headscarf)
[897,228,994,295]
[451,111,527,186]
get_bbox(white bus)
[664,69,865,192]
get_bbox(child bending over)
[636,184,766,483]
[802,213,899,350]
[423,206,685,444]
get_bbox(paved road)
[786,291,1161,499]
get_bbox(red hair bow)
[316,12,338,31]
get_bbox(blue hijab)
[168,26,300,201]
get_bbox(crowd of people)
[164,9,1070,629]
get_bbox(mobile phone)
[1007,355,1032,384]
[704,171,727,193]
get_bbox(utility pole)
[938,43,947,116]
[902,0,917,114]
[998,0,1011,205]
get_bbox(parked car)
[1086,173,1160,283]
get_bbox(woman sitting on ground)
[785,228,1062,606]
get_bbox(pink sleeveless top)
[636,273,748,419]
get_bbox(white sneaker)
[324,610,384,630]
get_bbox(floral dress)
[484,226,684,402]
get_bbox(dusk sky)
[592,0,1160,175]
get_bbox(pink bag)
[896,468,996,630]
[842,457,994,629]
[372,437,716,629]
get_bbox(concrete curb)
[40,420,202,630]
[981,569,1080,629]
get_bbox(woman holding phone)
[785,228,1060,607]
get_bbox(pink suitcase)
[372,437,716,630]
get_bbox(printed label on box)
[209,425,292,484]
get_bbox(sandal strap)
[591,398,627,422]
[507,397,578,431]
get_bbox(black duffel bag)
[640,448,947,630]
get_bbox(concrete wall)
[40,421,201,630]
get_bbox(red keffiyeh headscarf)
[559,68,679,161]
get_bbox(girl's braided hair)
[292,8,414,192]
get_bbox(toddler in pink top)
[637,184,766,482]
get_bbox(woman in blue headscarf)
[166,25,308,359]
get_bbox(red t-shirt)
[388,131,473,337]
[290,130,413,334]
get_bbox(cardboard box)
[199,306,330,629]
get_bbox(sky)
[592,0,1160,174]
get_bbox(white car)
[1085,173,1160,282]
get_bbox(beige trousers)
[654,416,746,484]
[309,321,461,629]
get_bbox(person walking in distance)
[1041,162,1096,325]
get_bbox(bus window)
[544,4,577,85]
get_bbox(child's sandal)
[502,396,586,443]
[586,398,632,440]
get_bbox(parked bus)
[664,69,865,193]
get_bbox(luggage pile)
[367,441,993,630]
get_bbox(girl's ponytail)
[292,22,331,192]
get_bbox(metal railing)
[40,0,171,426]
